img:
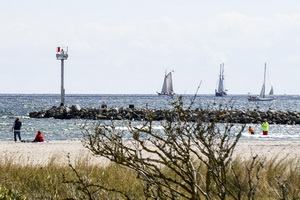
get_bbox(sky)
[0,0,300,95]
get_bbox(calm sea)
[1,94,300,141]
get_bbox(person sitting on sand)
[33,131,44,142]
[248,126,255,135]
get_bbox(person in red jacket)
[33,131,44,142]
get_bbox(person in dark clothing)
[12,117,22,142]
[33,131,44,142]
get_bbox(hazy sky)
[1,0,300,94]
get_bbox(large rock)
[71,104,81,112]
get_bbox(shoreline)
[0,140,299,166]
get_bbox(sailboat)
[248,63,274,101]
[215,63,227,96]
[157,70,175,96]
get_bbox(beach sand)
[234,140,300,161]
[0,140,109,166]
[0,140,299,166]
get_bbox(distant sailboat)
[157,70,175,96]
[248,63,274,101]
[215,63,227,97]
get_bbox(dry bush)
[79,96,247,199]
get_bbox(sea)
[2,94,300,142]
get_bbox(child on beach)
[248,126,255,135]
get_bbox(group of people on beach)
[11,117,269,142]
[12,117,44,142]
[248,120,269,135]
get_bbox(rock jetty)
[28,105,300,125]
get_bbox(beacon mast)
[56,47,68,106]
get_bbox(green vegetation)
[0,157,144,199]
[0,157,299,199]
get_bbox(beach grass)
[0,155,144,199]
[0,155,299,199]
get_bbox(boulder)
[71,104,81,112]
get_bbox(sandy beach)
[234,140,300,161]
[0,140,300,166]
[0,140,109,166]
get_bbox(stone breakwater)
[28,105,300,125]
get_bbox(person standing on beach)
[261,120,269,135]
[12,117,22,142]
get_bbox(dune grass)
[0,155,299,199]
[0,155,144,199]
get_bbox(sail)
[217,76,224,93]
[161,75,168,94]
[159,71,174,95]
[166,72,174,94]
[269,86,274,95]
[259,84,266,98]
[215,63,227,96]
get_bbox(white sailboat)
[157,70,175,96]
[248,63,274,101]
[215,63,227,97]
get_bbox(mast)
[217,63,225,93]
[263,63,266,98]
[221,63,224,92]
[217,64,221,92]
